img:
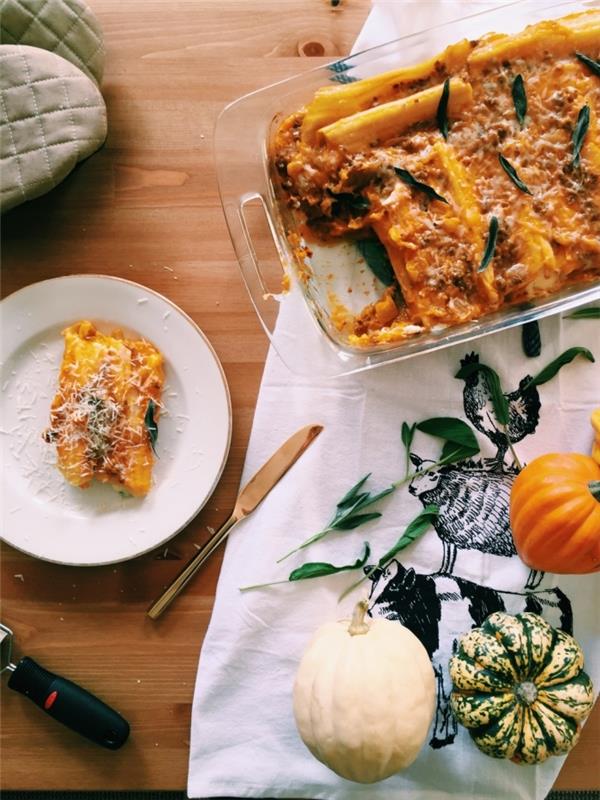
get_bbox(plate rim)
[0,274,233,566]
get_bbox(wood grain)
[1,0,598,791]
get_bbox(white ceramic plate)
[0,275,232,566]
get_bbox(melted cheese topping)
[45,321,164,497]
[272,11,600,346]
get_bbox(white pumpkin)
[293,599,435,784]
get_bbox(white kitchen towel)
[188,3,600,799]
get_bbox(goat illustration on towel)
[365,352,573,749]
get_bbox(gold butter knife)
[147,423,323,619]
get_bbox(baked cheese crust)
[272,10,600,346]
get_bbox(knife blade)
[233,423,323,517]
[147,423,323,619]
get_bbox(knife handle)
[147,514,239,620]
[7,656,129,749]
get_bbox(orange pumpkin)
[510,453,600,574]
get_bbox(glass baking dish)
[215,0,600,378]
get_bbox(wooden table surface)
[1,0,598,792]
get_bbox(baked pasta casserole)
[45,321,164,497]
[272,10,600,346]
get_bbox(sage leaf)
[377,505,439,565]
[566,307,600,319]
[401,421,417,478]
[416,417,479,453]
[359,485,396,507]
[144,399,158,455]
[498,154,532,195]
[356,239,395,286]
[454,361,510,425]
[437,77,450,140]
[512,74,527,127]
[523,347,595,390]
[479,216,499,272]
[576,52,600,78]
[336,473,370,510]
[409,417,480,470]
[438,441,479,465]
[289,542,371,582]
[329,190,370,216]
[572,105,590,168]
[333,512,382,531]
[522,320,541,358]
[394,167,449,204]
[401,421,417,450]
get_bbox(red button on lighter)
[44,690,58,710]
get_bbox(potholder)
[0,0,104,83]
[0,44,107,212]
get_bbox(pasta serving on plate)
[272,10,600,346]
[45,321,164,497]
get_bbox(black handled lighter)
[7,655,130,750]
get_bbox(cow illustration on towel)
[367,560,573,748]
[365,351,573,749]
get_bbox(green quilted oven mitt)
[0,0,107,212]
[1,0,105,82]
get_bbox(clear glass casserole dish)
[215,0,600,378]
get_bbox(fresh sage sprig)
[512,74,527,127]
[566,307,600,319]
[276,474,394,563]
[239,542,372,592]
[401,421,417,478]
[276,416,479,564]
[394,167,449,204]
[338,505,439,602]
[479,216,499,272]
[499,154,532,195]
[572,105,590,168]
[522,347,595,390]
[144,399,159,455]
[576,52,600,78]
[437,78,450,140]
[356,239,396,286]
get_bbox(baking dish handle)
[221,188,288,339]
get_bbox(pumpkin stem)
[348,599,370,636]
[589,480,600,502]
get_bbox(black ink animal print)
[408,456,519,573]
[372,350,572,749]
[367,560,573,747]
[458,352,541,470]
[408,352,544,588]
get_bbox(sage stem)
[276,527,335,563]
[338,564,378,603]
[239,579,291,592]
[503,427,523,471]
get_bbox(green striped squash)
[449,612,594,764]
